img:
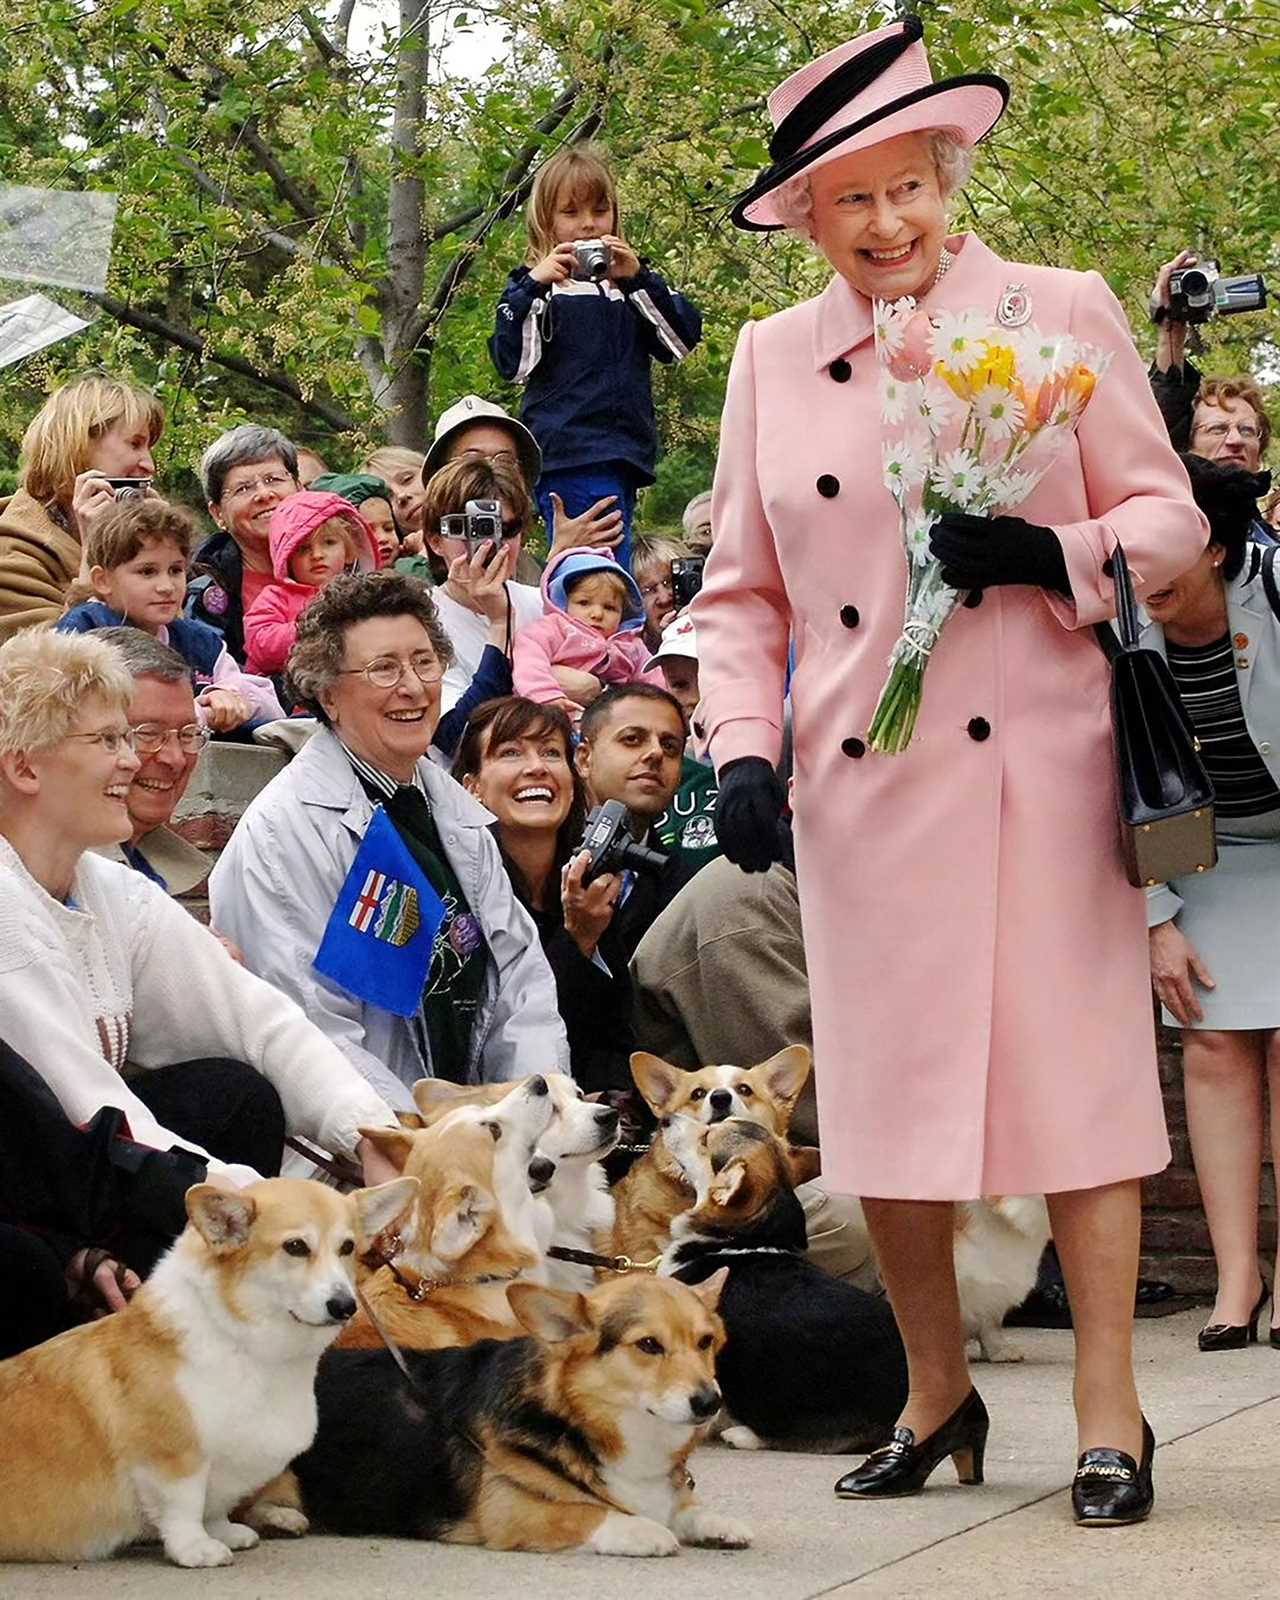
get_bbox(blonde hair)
[20,374,164,507]
[360,446,425,483]
[292,514,366,568]
[631,530,689,583]
[85,498,196,572]
[0,629,133,757]
[525,145,619,264]
[566,568,628,606]
[421,457,532,542]
[771,129,974,235]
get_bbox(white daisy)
[916,381,963,435]
[930,448,984,508]
[880,373,910,424]
[930,309,991,375]
[1016,328,1077,386]
[873,298,910,359]
[882,440,928,499]
[973,385,1025,443]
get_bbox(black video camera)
[577,800,669,885]
[1159,261,1267,326]
[670,555,706,609]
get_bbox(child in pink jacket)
[512,547,664,717]
[243,491,380,675]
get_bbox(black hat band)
[769,15,925,162]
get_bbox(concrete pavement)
[5,1309,1278,1599]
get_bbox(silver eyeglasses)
[338,652,444,690]
[1195,421,1261,441]
[66,727,136,754]
[222,471,295,506]
[131,722,209,755]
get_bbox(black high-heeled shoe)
[833,1389,988,1499]
[1072,1417,1155,1527]
[1198,1282,1268,1352]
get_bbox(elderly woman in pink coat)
[693,18,1207,1526]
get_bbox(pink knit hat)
[732,16,1008,231]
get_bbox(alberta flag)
[312,806,445,1017]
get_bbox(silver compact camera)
[572,239,611,282]
[105,477,153,501]
[439,498,504,554]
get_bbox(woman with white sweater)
[0,628,400,1196]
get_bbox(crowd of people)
[0,14,1276,1539]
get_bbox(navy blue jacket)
[185,530,247,663]
[55,601,225,680]
[489,263,701,484]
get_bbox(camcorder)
[439,498,506,555]
[577,800,669,885]
[1157,261,1268,326]
[572,239,611,282]
[670,555,706,609]
[105,476,152,501]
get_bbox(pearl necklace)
[931,247,955,289]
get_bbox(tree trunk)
[381,0,431,444]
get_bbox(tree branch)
[90,293,357,433]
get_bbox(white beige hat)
[423,394,542,484]
[644,611,698,673]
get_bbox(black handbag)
[1094,543,1217,888]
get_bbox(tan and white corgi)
[0,1175,415,1567]
[289,1272,752,1556]
[955,1196,1052,1362]
[414,1071,620,1291]
[610,1047,812,1266]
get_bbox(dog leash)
[546,1244,662,1274]
[284,1135,363,1187]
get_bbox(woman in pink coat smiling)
[693,18,1207,1525]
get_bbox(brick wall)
[177,747,1265,1295]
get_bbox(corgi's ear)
[629,1051,686,1114]
[411,1078,481,1123]
[356,1125,416,1172]
[187,1184,257,1252]
[352,1177,419,1245]
[787,1144,822,1187]
[688,1265,729,1310]
[396,1110,425,1130]
[758,1045,812,1118]
[709,1160,747,1209]
[431,1183,494,1262]
[508,1282,590,1343]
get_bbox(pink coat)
[243,493,378,676]
[693,233,1209,1200]
[512,546,665,704]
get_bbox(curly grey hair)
[771,130,974,235]
[285,569,455,723]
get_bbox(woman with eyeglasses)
[0,627,404,1229]
[209,570,568,1110]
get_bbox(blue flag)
[312,806,445,1018]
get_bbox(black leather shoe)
[1072,1417,1154,1527]
[1271,1325,1280,1349]
[1198,1283,1268,1351]
[834,1389,988,1499]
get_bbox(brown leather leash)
[545,1245,662,1274]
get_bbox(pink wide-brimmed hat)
[732,16,1008,232]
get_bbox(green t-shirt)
[654,756,721,867]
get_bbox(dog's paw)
[721,1425,764,1451]
[675,1507,753,1549]
[165,1532,234,1568]
[248,1503,310,1538]
[209,1519,260,1551]
[975,1335,1023,1364]
[587,1511,680,1557]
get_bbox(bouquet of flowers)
[866,298,1112,754]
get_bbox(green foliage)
[0,0,1276,527]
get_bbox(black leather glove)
[929,511,1071,596]
[714,756,785,874]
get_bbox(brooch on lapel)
[996,284,1032,328]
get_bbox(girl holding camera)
[489,145,702,574]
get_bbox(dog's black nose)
[708,1089,733,1119]
[326,1292,356,1323]
[528,1154,556,1191]
[528,1075,548,1097]
[689,1385,722,1421]
[595,1106,620,1130]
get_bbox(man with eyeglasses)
[92,628,214,895]
[1148,250,1274,546]
[188,425,303,663]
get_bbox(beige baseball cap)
[423,394,542,484]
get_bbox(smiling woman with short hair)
[210,571,568,1110]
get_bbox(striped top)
[1166,632,1280,818]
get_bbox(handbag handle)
[1092,541,1138,663]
